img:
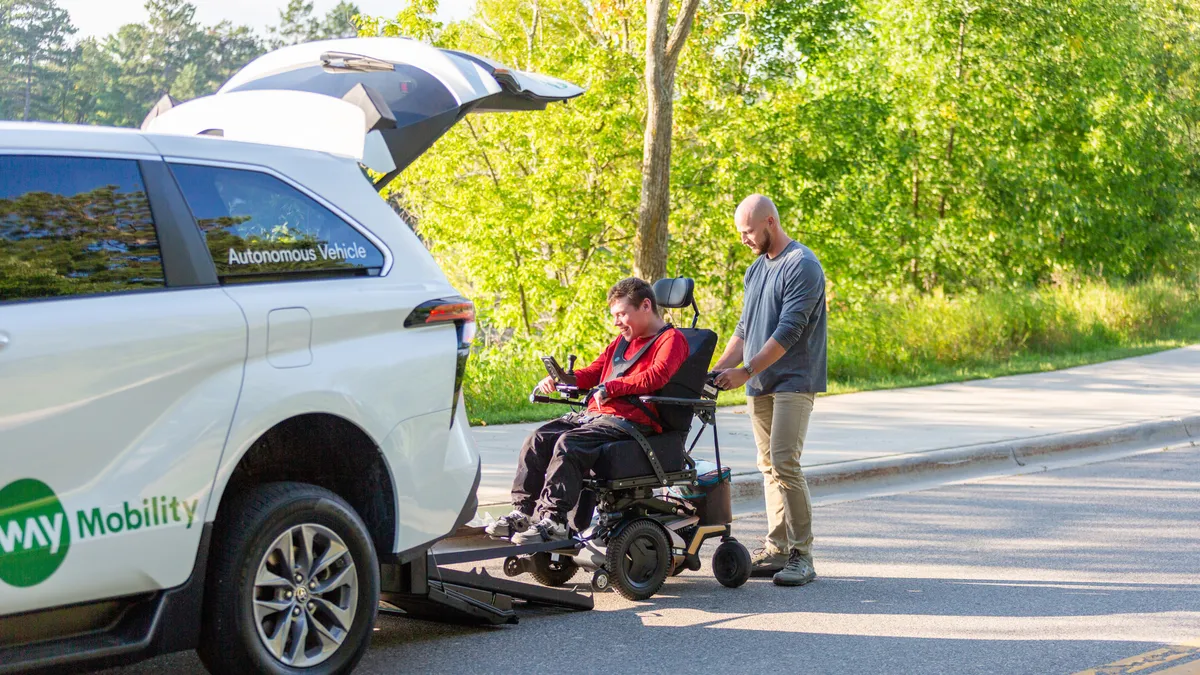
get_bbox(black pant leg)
[569,489,597,532]
[537,423,627,521]
[511,418,578,514]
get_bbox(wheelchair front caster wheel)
[503,556,523,578]
[712,540,751,588]
[592,569,611,592]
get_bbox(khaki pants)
[747,392,816,557]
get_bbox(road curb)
[732,413,1200,503]
[476,413,1200,519]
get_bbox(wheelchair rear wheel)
[606,520,671,601]
[529,552,580,587]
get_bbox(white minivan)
[0,38,582,675]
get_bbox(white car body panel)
[0,37,580,638]
[0,289,247,614]
[204,278,463,550]
[143,91,372,162]
[147,38,584,176]
[0,122,159,158]
[218,38,505,106]
[0,127,481,617]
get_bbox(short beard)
[755,230,773,256]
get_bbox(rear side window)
[0,155,164,303]
[169,163,385,283]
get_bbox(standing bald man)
[713,194,827,587]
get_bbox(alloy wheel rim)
[252,523,359,667]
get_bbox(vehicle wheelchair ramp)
[378,526,592,625]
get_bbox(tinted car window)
[169,164,384,281]
[0,155,164,303]
[223,64,458,128]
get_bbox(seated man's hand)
[714,367,751,391]
[536,376,556,395]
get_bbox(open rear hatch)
[142,38,584,190]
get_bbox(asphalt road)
[104,444,1200,675]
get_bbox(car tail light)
[405,296,475,427]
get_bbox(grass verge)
[464,278,1200,426]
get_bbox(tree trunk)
[521,0,540,70]
[938,10,969,219]
[24,56,34,120]
[911,139,921,219]
[633,0,700,283]
[634,54,673,281]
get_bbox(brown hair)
[607,277,657,313]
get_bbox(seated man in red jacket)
[487,277,690,544]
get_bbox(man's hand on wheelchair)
[536,376,557,395]
[712,367,751,391]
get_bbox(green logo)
[0,479,70,588]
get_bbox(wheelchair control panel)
[540,354,577,385]
[529,354,588,404]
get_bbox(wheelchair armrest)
[638,395,716,409]
[530,385,591,406]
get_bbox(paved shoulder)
[473,346,1200,506]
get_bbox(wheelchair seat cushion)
[590,430,688,480]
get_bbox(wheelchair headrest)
[653,277,695,309]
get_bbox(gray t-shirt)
[734,240,827,395]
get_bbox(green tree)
[65,0,261,127]
[0,0,75,120]
[269,0,318,47]
[317,1,361,39]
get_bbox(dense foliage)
[376,0,1200,369]
[4,0,1199,423]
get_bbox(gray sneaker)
[773,550,816,587]
[750,547,790,577]
[485,509,531,538]
[510,515,569,545]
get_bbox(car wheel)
[198,482,379,675]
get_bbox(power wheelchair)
[506,277,751,600]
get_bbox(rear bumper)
[391,455,481,564]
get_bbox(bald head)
[734,193,786,257]
[735,194,779,229]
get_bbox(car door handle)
[0,332,9,351]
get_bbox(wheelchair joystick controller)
[567,354,577,375]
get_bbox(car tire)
[198,482,380,675]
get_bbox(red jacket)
[573,326,690,433]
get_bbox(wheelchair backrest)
[654,328,718,433]
[651,277,717,433]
